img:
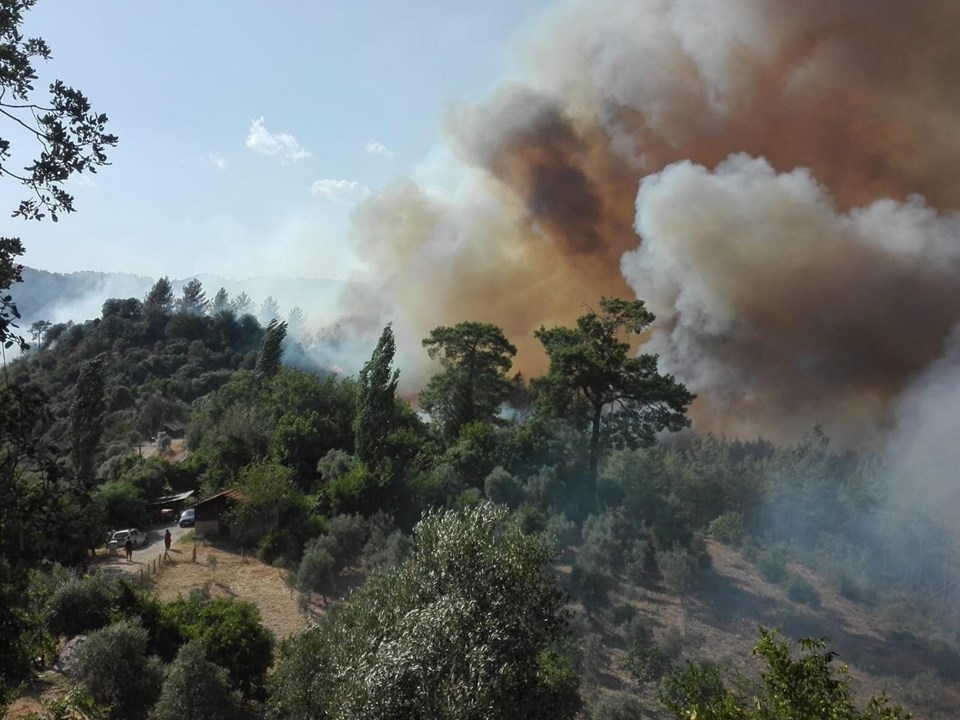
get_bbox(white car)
[112,528,148,548]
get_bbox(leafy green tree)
[0,238,25,349]
[420,321,517,440]
[70,354,107,485]
[162,593,274,699]
[42,571,116,638]
[665,628,910,720]
[71,619,163,720]
[176,278,209,316]
[259,296,280,326]
[354,323,400,466]
[0,559,45,709]
[93,480,143,529]
[268,503,579,720]
[230,291,253,315]
[150,639,242,720]
[659,661,726,718]
[534,298,694,511]
[211,286,230,314]
[296,539,336,604]
[256,320,287,377]
[230,459,301,538]
[0,0,117,350]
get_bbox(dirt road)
[98,522,194,574]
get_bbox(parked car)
[179,508,195,528]
[112,528,148,548]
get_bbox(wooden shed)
[193,489,245,539]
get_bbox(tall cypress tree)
[355,323,400,466]
[255,320,287,377]
[70,354,108,486]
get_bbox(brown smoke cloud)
[341,0,960,442]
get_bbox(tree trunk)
[588,403,603,513]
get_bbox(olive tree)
[269,503,580,720]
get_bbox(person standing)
[124,536,133,562]
[164,529,172,557]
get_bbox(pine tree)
[286,306,306,338]
[231,291,254,315]
[259,296,280,326]
[177,278,209,316]
[211,287,230,314]
[143,276,174,314]
[419,322,517,440]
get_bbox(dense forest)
[2,272,957,718]
[1,1,958,718]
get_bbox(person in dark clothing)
[164,529,172,556]
[124,536,133,562]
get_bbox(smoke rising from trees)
[341,0,960,444]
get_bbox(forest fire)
[342,0,960,446]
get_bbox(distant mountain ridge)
[13,267,348,330]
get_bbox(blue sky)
[16,0,548,280]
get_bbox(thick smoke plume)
[343,0,960,442]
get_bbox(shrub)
[579,633,606,690]
[514,503,548,534]
[570,556,615,610]
[297,541,336,602]
[152,639,242,720]
[784,574,820,607]
[546,513,579,547]
[621,615,655,651]
[257,528,292,565]
[706,512,745,546]
[657,547,698,597]
[585,690,646,720]
[484,466,525,507]
[581,512,631,575]
[71,619,163,720]
[364,530,410,569]
[624,539,654,584]
[162,594,274,699]
[756,545,788,583]
[44,573,116,638]
[623,641,671,687]
[324,513,368,570]
[363,512,410,569]
[659,660,726,717]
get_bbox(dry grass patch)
[150,540,320,641]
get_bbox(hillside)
[11,267,349,334]
[4,295,959,719]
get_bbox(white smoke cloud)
[623,154,960,441]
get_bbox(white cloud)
[246,117,311,164]
[205,153,227,170]
[309,178,370,204]
[365,139,395,158]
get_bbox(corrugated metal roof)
[194,488,245,507]
[145,489,195,507]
